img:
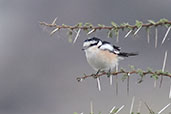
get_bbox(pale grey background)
[0,0,171,114]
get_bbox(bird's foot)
[91,69,101,78]
[106,69,111,77]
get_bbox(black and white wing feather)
[99,41,138,57]
[99,41,121,54]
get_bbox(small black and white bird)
[82,37,138,72]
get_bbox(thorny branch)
[41,18,171,113]
[40,18,171,85]
[40,20,171,31]
[76,68,171,82]
[40,18,171,44]
[40,19,171,38]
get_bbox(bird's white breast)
[85,46,118,72]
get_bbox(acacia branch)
[40,20,171,30]
[40,18,171,43]
[40,18,171,32]
[76,68,171,82]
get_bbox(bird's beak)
[82,48,85,51]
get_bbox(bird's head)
[82,37,102,50]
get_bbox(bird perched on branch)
[82,37,138,73]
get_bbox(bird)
[82,37,138,73]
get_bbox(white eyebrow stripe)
[83,41,97,47]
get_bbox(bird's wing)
[99,41,121,54]
[99,43,114,52]
[112,45,121,54]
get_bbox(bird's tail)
[118,52,138,57]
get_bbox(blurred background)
[0,0,171,114]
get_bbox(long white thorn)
[51,17,58,25]
[73,30,78,33]
[162,50,168,72]
[124,30,132,38]
[90,101,93,114]
[155,28,158,48]
[160,50,168,88]
[110,75,113,85]
[109,106,116,114]
[87,29,95,35]
[161,26,171,45]
[50,28,59,36]
[169,84,171,99]
[137,100,142,113]
[158,103,171,114]
[73,29,81,43]
[115,64,119,95]
[147,29,150,43]
[130,96,135,114]
[97,77,101,91]
[134,26,142,36]
[154,80,157,88]
[127,74,130,95]
[115,105,125,114]
[116,64,118,72]
[116,30,119,43]
[144,102,153,113]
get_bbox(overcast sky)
[0,0,171,114]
